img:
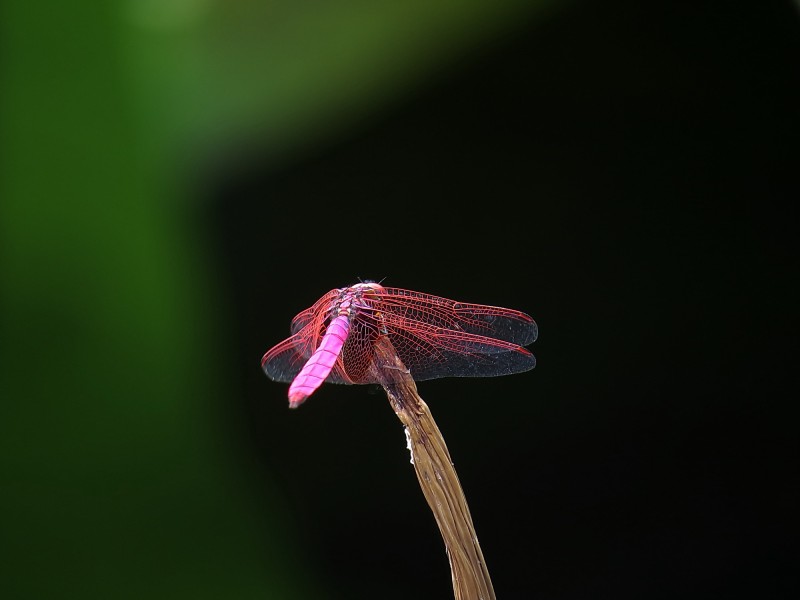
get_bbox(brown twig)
[369,336,496,600]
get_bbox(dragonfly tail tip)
[288,393,308,409]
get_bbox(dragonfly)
[261,282,537,408]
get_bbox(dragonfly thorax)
[333,282,384,320]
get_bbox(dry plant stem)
[369,336,496,600]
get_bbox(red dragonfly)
[261,282,537,408]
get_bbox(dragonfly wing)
[263,291,354,388]
[451,301,538,346]
[289,307,316,337]
[380,287,538,346]
[261,335,310,383]
[261,335,354,384]
[290,289,339,336]
[385,325,536,381]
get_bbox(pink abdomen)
[288,315,350,408]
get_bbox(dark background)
[209,2,797,599]
[2,0,797,599]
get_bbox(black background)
[208,1,797,598]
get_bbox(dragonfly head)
[347,281,384,292]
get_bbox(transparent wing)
[342,287,537,383]
[379,287,537,346]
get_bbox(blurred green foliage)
[0,0,548,597]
